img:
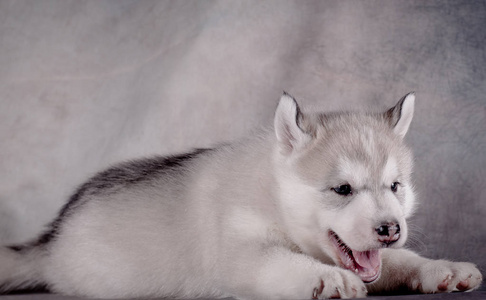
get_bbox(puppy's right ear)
[274,92,311,155]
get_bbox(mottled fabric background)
[0,0,485,296]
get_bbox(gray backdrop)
[0,0,484,289]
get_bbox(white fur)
[337,157,369,189]
[0,92,481,299]
[382,156,399,186]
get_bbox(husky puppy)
[0,93,482,299]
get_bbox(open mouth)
[328,230,381,283]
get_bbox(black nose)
[375,223,400,236]
[375,222,400,245]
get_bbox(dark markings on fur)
[7,245,24,252]
[0,284,49,295]
[9,286,49,294]
[0,247,51,293]
[11,148,212,250]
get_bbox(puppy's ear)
[385,92,415,138]
[274,92,311,155]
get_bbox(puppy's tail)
[0,244,48,293]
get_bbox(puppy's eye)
[391,182,400,193]
[332,184,352,196]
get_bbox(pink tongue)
[352,249,381,271]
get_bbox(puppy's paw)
[312,267,367,299]
[413,260,482,293]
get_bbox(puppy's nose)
[375,222,400,246]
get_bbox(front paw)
[312,267,367,299]
[413,260,482,293]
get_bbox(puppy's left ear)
[274,92,311,155]
[385,92,415,138]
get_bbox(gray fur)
[0,93,481,299]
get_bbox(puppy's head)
[273,92,416,283]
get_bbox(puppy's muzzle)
[375,222,400,246]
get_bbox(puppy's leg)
[219,246,367,299]
[368,248,483,294]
